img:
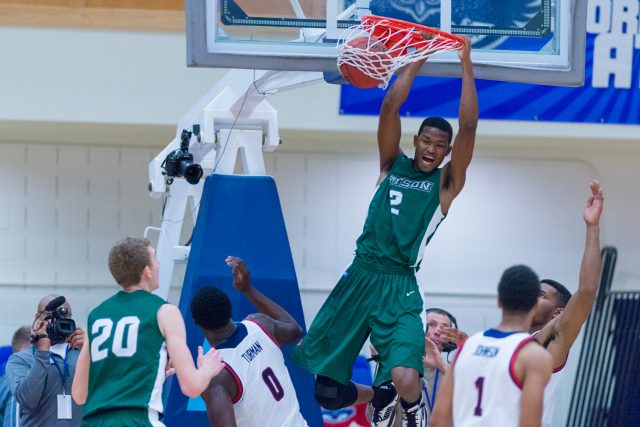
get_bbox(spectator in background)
[422,308,467,421]
[370,308,468,426]
[1,326,31,427]
[6,295,84,427]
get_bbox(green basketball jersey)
[355,153,445,269]
[83,290,167,420]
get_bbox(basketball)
[339,36,391,89]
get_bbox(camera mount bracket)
[148,69,322,299]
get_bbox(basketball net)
[337,16,465,89]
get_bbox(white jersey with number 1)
[217,319,308,427]
[453,329,534,427]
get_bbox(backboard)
[186,0,588,86]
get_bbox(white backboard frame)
[186,0,588,86]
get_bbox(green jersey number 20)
[91,316,140,361]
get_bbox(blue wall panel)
[163,174,322,427]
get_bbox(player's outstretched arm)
[226,256,302,345]
[518,344,552,427]
[440,38,477,213]
[377,57,428,180]
[157,304,225,398]
[71,331,90,405]
[202,374,239,427]
[429,354,454,427]
[536,181,603,365]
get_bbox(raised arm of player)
[516,343,553,427]
[535,181,603,367]
[226,256,302,346]
[376,57,428,181]
[202,371,239,427]
[429,352,455,427]
[440,38,477,214]
[71,331,90,405]
[157,304,225,397]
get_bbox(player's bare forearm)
[430,360,454,427]
[71,332,90,405]
[518,346,552,427]
[579,223,601,296]
[203,381,238,427]
[440,42,477,209]
[458,57,478,133]
[448,56,477,180]
[377,59,426,173]
[383,59,425,111]
[159,305,224,397]
[242,286,300,334]
[228,256,302,344]
[553,182,603,348]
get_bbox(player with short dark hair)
[294,38,477,427]
[192,256,308,427]
[72,237,224,427]
[430,265,553,427]
[530,181,604,426]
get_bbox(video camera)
[41,296,76,343]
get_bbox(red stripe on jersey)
[452,338,467,366]
[245,318,280,347]
[224,364,244,404]
[553,359,567,373]
[509,337,536,389]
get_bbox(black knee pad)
[314,375,358,410]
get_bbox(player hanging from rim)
[293,37,477,427]
[430,265,553,427]
[530,180,604,426]
[191,256,309,427]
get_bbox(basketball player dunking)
[294,38,477,427]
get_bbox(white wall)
[1,24,639,427]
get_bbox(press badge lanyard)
[50,345,70,393]
[423,368,439,413]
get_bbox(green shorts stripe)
[293,259,425,386]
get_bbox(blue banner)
[340,8,640,124]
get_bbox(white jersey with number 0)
[453,329,534,426]
[217,319,308,427]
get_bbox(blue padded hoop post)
[163,174,322,426]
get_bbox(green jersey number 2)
[390,190,403,215]
[91,316,140,361]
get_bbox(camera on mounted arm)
[40,296,76,344]
[162,127,203,185]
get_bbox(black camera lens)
[182,163,203,185]
[162,148,202,185]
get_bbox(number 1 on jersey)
[390,190,403,215]
[474,376,485,416]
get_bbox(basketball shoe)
[400,392,427,427]
[370,382,399,427]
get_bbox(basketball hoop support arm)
[147,69,322,299]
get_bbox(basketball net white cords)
[337,15,465,89]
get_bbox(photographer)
[5,294,84,426]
